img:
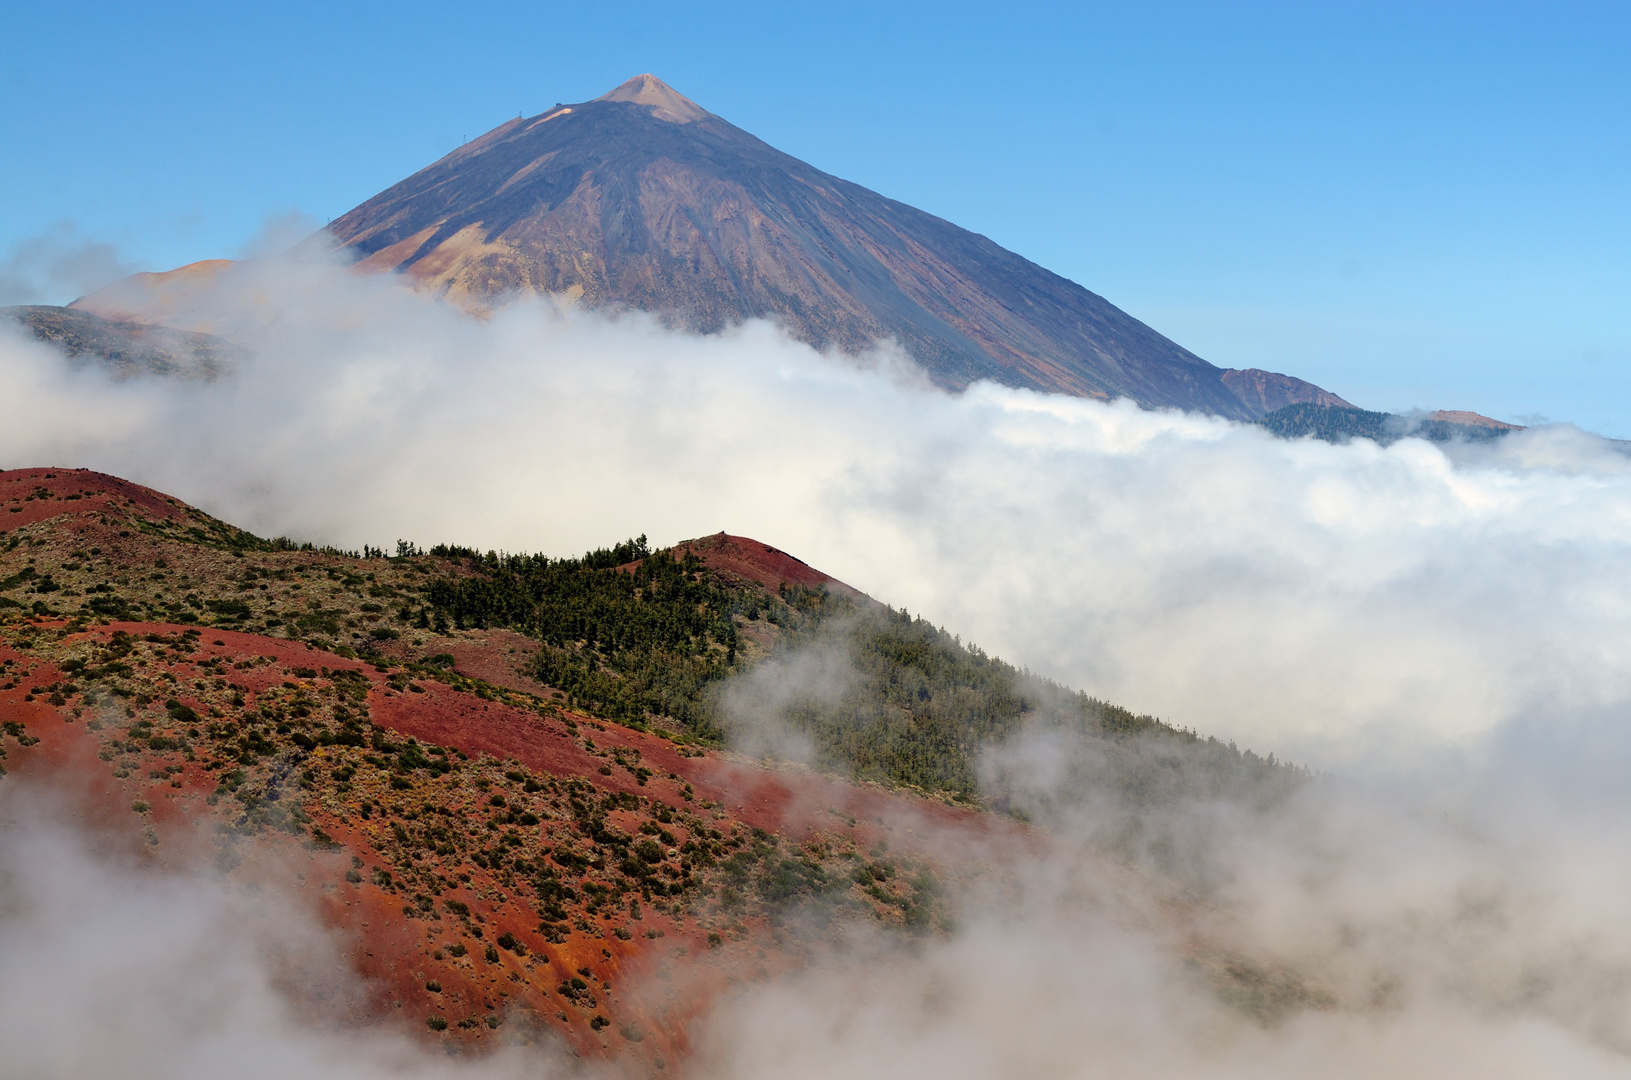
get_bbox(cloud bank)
[4,246,1628,762]
[6,244,1631,1076]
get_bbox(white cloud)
[0,222,138,306]
[3,245,1631,768]
[9,246,1631,1073]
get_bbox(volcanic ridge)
[0,466,1321,1071]
[67,74,1346,420]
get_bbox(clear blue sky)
[3,2,1628,433]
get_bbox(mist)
[7,242,1631,1075]
[4,244,1629,763]
[0,223,137,307]
[0,783,581,1080]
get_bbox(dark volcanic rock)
[324,74,1310,418]
[1,304,240,380]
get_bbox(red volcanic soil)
[370,627,553,699]
[0,615,1017,1071]
[0,467,190,532]
[368,673,1007,857]
[0,465,1024,1070]
[668,532,872,604]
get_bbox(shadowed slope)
[2,304,240,379]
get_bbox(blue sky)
[2,1,1628,433]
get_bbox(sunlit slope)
[324,75,1327,418]
[0,466,1313,1068]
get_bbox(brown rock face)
[321,75,1292,418]
[1425,410,1522,430]
[1220,368,1355,418]
[69,259,234,328]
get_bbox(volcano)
[318,74,1341,418]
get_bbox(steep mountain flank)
[321,74,1319,418]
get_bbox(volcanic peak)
[593,73,711,123]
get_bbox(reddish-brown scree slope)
[0,467,1018,1073]
[0,466,1324,1071]
[664,532,871,604]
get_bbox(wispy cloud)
[0,222,138,306]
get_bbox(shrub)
[447,943,467,957]
[131,801,149,813]
[425,980,442,993]
[165,700,200,724]
[426,1015,448,1031]
[484,945,499,964]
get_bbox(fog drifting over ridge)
[8,243,1631,1077]
[3,244,1631,765]
[13,719,1631,1079]
[0,786,574,1080]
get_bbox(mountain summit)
[319,75,1335,417]
[594,73,712,123]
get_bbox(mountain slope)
[2,304,240,379]
[0,466,1315,1068]
[1256,403,1522,445]
[322,74,1313,418]
[1222,367,1353,414]
[68,258,234,325]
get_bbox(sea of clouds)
[6,239,1631,1077]
[5,243,1631,762]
